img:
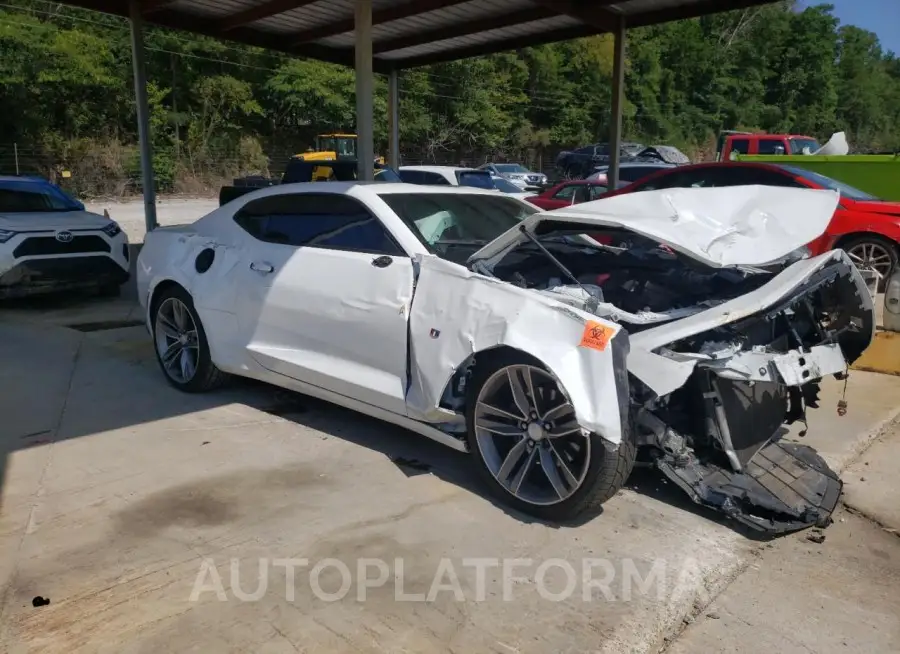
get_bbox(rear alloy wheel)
[843,235,898,283]
[466,352,635,522]
[152,286,228,392]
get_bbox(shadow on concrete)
[0,279,787,540]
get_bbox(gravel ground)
[85,197,218,244]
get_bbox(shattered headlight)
[102,221,122,238]
[0,228,17,243]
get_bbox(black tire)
[839,234,898,289]
[150,285,228,393]
[465,350,635,522]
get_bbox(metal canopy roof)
[71,0,776,73]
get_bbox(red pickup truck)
[716,131,821,161]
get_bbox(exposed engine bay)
[484,231,874,534]
[493,235,777,327]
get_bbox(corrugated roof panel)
[170,0,258,19]
[56,0,781,68]
[250,0,352,33]
[615,0,706,14]
[378,14,582,60]
[318,0,540,48]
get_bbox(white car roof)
[398,165,483,174]
[250,181,503,198]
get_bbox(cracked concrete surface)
[1,302,899,653]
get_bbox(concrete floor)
[664,428,900,654]
[1,291,899,653]
[86,198,217,246]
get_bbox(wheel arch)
[436,345,547,412]
[146,278,189,327]
[833,230,900,253]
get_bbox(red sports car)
[527,179,627,211]
[602,162,900,280]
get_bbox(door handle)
[371,256,393,268]
[250,261,275,274]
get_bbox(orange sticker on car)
[579,321,615,351]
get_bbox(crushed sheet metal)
[469,185,839,270]
[630,249,874,352]
[696,343,847,384]
[626,347,697,397]
[405,255,627,446]
[773,344,847,385]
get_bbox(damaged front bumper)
[633,250,873,534]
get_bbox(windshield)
[0,180,83,212]
[788,138,821,154]
[492,177,523,193]
[456,171,495,189]
[317,137,356,157]
[373,168,401,182]
[495,164,529,174]
[778,165,879,201]
[378,192,537,257]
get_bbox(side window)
[398,170,423,184]
[729,139,750,155]
[574,186,592,204]
[588,185,608,200]
[421,172,452,185]
[634,169,702,191]
[685,167,748,187]
[757,139,787,155]
[551,184,578,200]
[619,166,658,182]
[741,169,803,187]
[234,193,404,256]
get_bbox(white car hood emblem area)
[469,185,840,269]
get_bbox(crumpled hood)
[469,185,840,269]
[0,210,112,232]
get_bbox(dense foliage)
[1,0,899,195]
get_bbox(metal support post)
[607,15,627,189]
[129,0,157,232]
[388,69,400,169]
[355,0,374,181]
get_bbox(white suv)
[0,176,130,299]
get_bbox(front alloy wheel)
[466,352,636,521]
[845,239,896,281]
[474,364,589,505]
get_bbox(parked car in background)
[605,161,900,281]
[587,162,676,185]
[398,166,494,189]
[0,176,130,299]
[478,162,547,190]
[555,142,646,179]
[632,145,691,165]
[221,158,400,206]
[716,131,822,161]
[490,175,537,200]
[527,179,629,211]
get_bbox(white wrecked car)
[136,183,874,533]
